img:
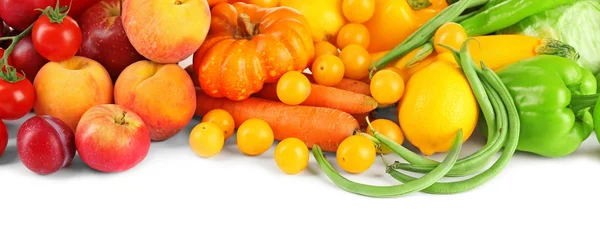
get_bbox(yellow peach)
[33,56,113,131]
[114,60,197,141]
[121,0,211,64]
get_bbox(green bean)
[453,0,506,23]
[386,40,521,194]
[311,130,464,198]
[368,0,489,78]
[389,81,508,177]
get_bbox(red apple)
[78,0,145,80]
[75,104,150,173]
[6,36,49,81]
[17,115,76,175]
[0,0,100,31]
[0,119,7,157]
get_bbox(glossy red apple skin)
[17,115,76,175]
[75,104,150,173]
[7,36,49,82]
[78,0,145,80]
[0,119,7,157]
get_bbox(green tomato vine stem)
[0,22,35,82]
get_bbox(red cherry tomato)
[0,119,7,158]
[0,72,35,120]
[32,14,82,62]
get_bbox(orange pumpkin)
[193,2,315,101]
[208,0,228,7]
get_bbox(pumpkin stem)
[236,13,256,39]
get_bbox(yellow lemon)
[398,60,479,156]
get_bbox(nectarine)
[33,56,113,131]
[114,60,196,141]
[122,0,211,63]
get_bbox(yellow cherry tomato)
[433,22,468,54]
[277,71,311,105]
[274,137,309,174]
[342,0,375,24]
[314,41,339,58]
[236,118,275,156]
[189,122,225,158]
[366,119,404,154]
[339,44,371,80]
[311,54,345,87]
[336,135,376,174]
[201,109,235,139]
[370,69,405,105]
[336,23,371,50]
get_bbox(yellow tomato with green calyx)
[370,68,405,105]
[336,135,376,174]
[236,118,275,156]
[189,122,225,158]
[277,71,311,105]
[280,0,348,42]
[367,119,404,154]
[274,138,310,174]
[202,109,236,139]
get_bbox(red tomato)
[0,73,35,120]
[32,14,82,62]
[0,119,7,157]
[0,0,99,31]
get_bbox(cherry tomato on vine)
[0,120,7,157]
[32,5,82,62]
[0,71,35,120]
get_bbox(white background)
[1,58,599,251]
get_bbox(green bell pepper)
[495,55,597,157]
[594,73,600,143]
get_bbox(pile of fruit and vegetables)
[1,0,599,197]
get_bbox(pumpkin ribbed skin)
[193,2,315,101]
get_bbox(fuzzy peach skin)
[121,0,211,64]
[33,56,113,131]
[114,60,197,141]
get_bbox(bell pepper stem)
[570,94,600,112]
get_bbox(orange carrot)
[196,90,359,152]
[254,82,378,114]
[302,72,371,96]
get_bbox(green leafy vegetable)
[499,0,600,75]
